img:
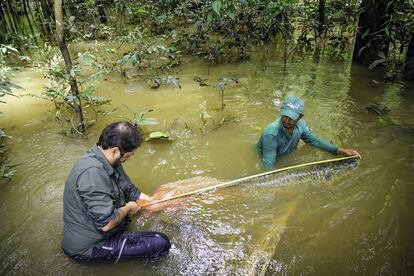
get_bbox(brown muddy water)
[1,45,414,275]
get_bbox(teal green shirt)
[256,118,338,169]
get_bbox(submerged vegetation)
[0,129,16,180]
[0,0,413,179]
[2,1,412,72]
[0,44,22,179]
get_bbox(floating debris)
[218,76,239,84]
[193,76,209,87]
[369,79,380,87]
[148,76,182,89]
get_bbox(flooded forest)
[1,0,414,275]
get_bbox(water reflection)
[128,160,358,275]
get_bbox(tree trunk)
[405,35,414,81]
[313,0,325,61]
[6,0,20,35]
[25,0,42,36]
[54,0,85,133]
[97,0,108,24]
[317,0,325,38]
[353,0,392,65]
[33,0,48,39]
[0,3,10,42]
[3,2,16,35]
[22,0,37,42]
[41,0,55,42]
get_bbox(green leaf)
[207,13,214,24]
[64,95,79,105]
[101,107,119,116]
[135,118,159,126]
[80,85,97,97]
[145,131,174,141]
[212,0,222,15]
[122,54,130,65]
[361,29,370,40]
[5,45,18,53]
[378,117,387,125]
[378,51,386,59]
[131,54,138,66]
[81,71,106,85]
[0,83,12,93]
[368,58,387,70]
[6,82,23,90]
[0,129,7,138]
[139,109,154,117]
[227,11,235,20]
[85,95,111,105]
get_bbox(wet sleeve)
[261,134,278,170]
[301,126,338,155]
[76,167,119,230]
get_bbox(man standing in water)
[62,121,170,262]
[257,96,360,170]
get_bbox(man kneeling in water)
[62,122,170,262]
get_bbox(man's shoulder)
[263,120,282,136]
[77,152,104,168]
[296,119,309,131]
[70,152,106,177]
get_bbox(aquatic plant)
[198,100,238,133]
[212,76,239,110]
[122,105,174,142]
[0,129,20,181]
[41,52,111,135]
[0,45,22,180]
[117,44,182,86]
[0,45,22,107]
[147,75,181,89]
[145,131,174,142]
[123,105,159,128]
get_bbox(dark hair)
[97,121,143,154]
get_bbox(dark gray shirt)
[62,145,140,257]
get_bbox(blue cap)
[280,96,304,120]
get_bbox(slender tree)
[54,0,85,133]
[6,0,20,36]
[22,0,37,42]
[33,0,48,39]
[0,3,9,42]
[42,0,55,41]
[317,0,325,38]
[97,0,108,24]
[405,35,414,80]
[353,0,392,65]
[313,0,326,60]
[3,2,16,36]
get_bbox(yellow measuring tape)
[139,155,360,208]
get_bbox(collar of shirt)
[90,145,116,177]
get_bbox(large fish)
[137,158,358,213]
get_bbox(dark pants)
[83,231,171,263]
